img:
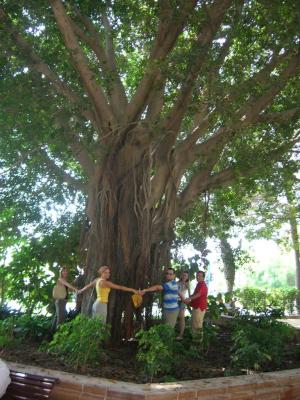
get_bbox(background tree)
[175,183,254,294]
[1,0,300,340]
[244,161,300,311]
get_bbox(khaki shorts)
[163,309,179,328]
[191,308,206,332]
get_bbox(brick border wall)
[6,362,300,400]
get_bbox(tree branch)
[154,48,300,215]
[145,77,165,124]
[181,49,300,172]
[174,47,295,166]
[72,7,127,115]
[257,107,300,124]
[65,132,95,178]
[49,0,116,127]
[125,0,198,124]
[161,0,234,135]
[0,7,99,125]
[153,0,234,169]
[177,133,300,216]
[52,109,96,177]
[41,149,86,191]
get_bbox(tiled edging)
[6,361,300,400]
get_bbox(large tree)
[1,0,300,340]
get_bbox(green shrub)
[230,314,295,371]
[0,317,16,348]
[136,324,175,381]
[234,287,300,315]
[234,288,269,314]
[47,315,110,371]
[13,314,52,342]
[202,321,219,353]
[0,313,52,345]
[206,295,226,321]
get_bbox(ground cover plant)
[1,295,299,383]
[229,310,296,373]
[47,315,110,372]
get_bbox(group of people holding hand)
[54,265,208,338]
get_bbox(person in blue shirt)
[141,268,184,328]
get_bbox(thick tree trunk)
[80,151,173,342]
[220,237,236,294]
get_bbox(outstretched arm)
[78,279,97,294]
[105,281,138,294]
[140,284,163,294]
[58,277,78,292]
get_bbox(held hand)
[139,289,146,296]
[184,298,191,304]
[133,289,139,295]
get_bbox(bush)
[206,295,226,321]
[233,287,300,315]
[230,313,295,372]
[234,288,269,314]
[13,314,53,342]
[0,313,53,345]
[136,324,175,381]
[47,315,110,372]
[0,317,16,348]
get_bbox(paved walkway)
[284,318,300,329]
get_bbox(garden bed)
[1,324,300,384]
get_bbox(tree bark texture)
[80,151,173,341]
[288,208,300,314]
[220,237,236,294]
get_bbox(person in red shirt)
[184,270,208,334]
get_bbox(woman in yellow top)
[79,266,138,323]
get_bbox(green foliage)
[0,221,82,313]
[136,324,175,381]
[0,313,52,347]
[47,315,110,372]
[205,295,226,321]
[0,317,16,348]
[199,322,219,355]
[136,322,220,381]
[234,287,299,314]
[12,314,53,342]
[245,258,296,289]
[230,314,295,371]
